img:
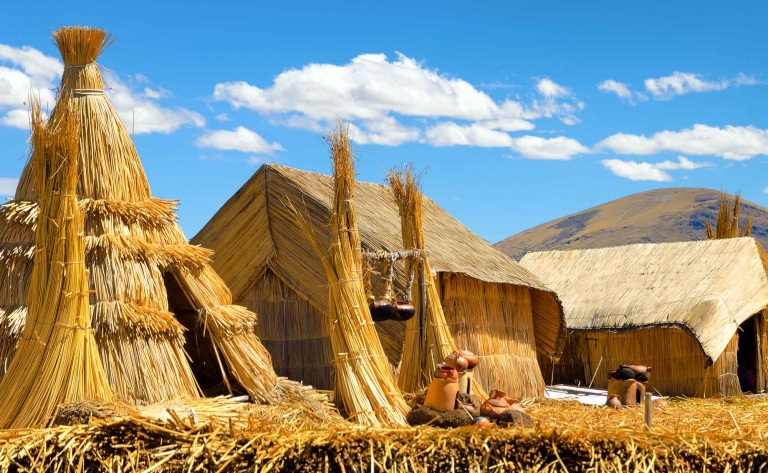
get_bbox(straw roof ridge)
[521,236,768,363]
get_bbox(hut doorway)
[737,315,762,393]
[163,273,245,396]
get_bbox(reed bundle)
[388,167,488,399]
[705,191,753,239]
[0,100,112,428]
[3,397,768,472]
[287,123,409,427]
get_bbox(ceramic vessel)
[457,350,479,369]
[423,364,460,412]
[607,378,638,406]
[504,396,526,413]
[393,301,416,321]
[488,389,507,400]
[623,364,652,382]
[445,351,469,372]
[480,398,510,419]
[473,416,491,429]
[606,394,621,409]
[369,300,396,322]
[458,370,473,394]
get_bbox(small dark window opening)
[737,317,758,393]
[163,273,246,396]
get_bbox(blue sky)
[0,1,766,244]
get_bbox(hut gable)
[520,237,768,363]
[193,163,566,358]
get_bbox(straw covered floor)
[1,397,768,471]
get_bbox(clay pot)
[623,364,652,382]
[369,300,396,322]
[488,389,507,400]
[473,416,492,429]
[457,349,479,369]
[611,366,635,380]
[480,398,510,419]
[606,394,621,409]
[393,301,416,321]
[445,352,469,372]
[503,396,526,414]
[607,378,639,406]
[459,401,479,417]
[424,365,460,412]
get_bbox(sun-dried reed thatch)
[193,163,564,398]
[0,100,112,428]
[286,123,409,427]
[521,237,768,396]
[0,26,334,410]
[705,191,753,239]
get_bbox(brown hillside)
[494,188,768,260]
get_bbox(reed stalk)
[287,122,409,427]
[705,191,753,239]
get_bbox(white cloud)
[0,177,19,196]
[600,159,673,182]
[598,80,633,100]
[600,156,713,182]
[597,125,768,160]
[195,126,284,154]
[213,53,584,146]
[509,135,589,160]
[424,122,588,159]
[347,117,421,146]
[0,42,204,135]
[215,113,230,121]
[653,155,713,170]
[0,109,30,129]
[644,71,761,99]
[764,186,768,194]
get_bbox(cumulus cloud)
[600,156,713,182]
[0,42,204,134]
[213,53,584,146]
[195,126,284,154]
[597,125,768,160]
[598,79,633,101]
[0,177,19,196]
[509,135,589,160]
[215,113,230,121]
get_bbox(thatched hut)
[520,237,768,397]
[191,163,566,398]
[0,27,290,405]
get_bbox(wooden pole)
[644,392,653,430]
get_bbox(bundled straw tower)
[388,166,488,398]
[0,100,113,428]
[0,26,291,405]
[288,124,409,427]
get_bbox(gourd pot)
[369,300,396,322]
[393,301,416,321]
[445,351,469,372]
[457,350,479,369]
[480,398,510,419]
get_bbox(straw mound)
[2,397,767,471]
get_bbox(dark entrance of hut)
[163,272,246,396]
[737,314,764,394]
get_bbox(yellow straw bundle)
[389,167,487,399]
[0,100,112,429]
[287,123,408,427]
[705,191,753,239]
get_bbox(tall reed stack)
[288,123,409,427]
[389,167,488,398]
[0,101,113,428]
[0,26,321,408]
[705,191,753,239]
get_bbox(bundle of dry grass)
[705,191,753,239]
[0,26,339,414]
[287,123,409,427]
[0,101,112,428]
[4,397,768,472]
[388,167,488,399]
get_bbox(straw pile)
[388,167,487,399]
[0,101,113,429]
[287,123,409,427]
[2,397,768,471]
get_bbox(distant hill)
[494,188,768,261]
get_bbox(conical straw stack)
[0,99,113,429]
[389,166,488,399]
[287,122,409,427]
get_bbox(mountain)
[494,188,768,261]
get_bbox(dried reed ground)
[1,397,767,471]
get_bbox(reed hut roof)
[192,163,566,358]
[520,237,768,364]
